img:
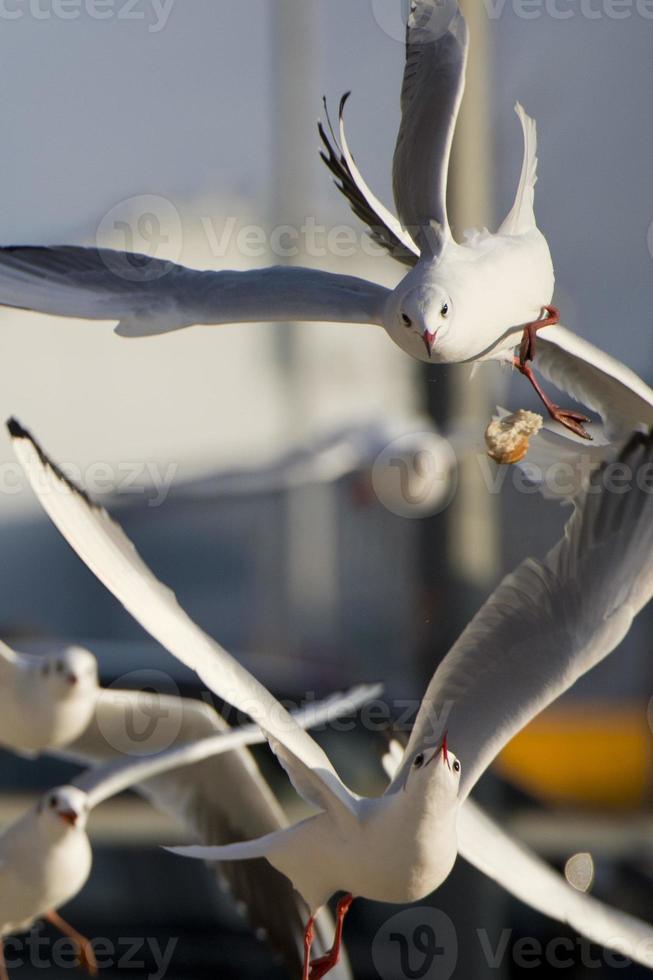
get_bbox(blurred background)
[0,0,652,976]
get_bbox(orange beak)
[58,810,78,827]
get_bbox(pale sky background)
[0,0,651,513]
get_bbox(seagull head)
[39,646,99,694]
[403,733,461,807]
[38,786,89,835]
[393,284,453,362]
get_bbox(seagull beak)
[441,731,450,769]
[58,809,78,827]
[422,331,436,358]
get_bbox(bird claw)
[548,406,592,441]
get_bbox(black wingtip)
[338,90,352,116]
[6,416,28,440]
[7,416,96,508]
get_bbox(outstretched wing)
[319,95,420,267]
[392,0,468,255]
[69,685,379,811]
[9,419,360,823]
[388,429,653,799]
[535,325,653,441]
[458,800,653,969]
[65,687,371,978]
[0,245,389,337]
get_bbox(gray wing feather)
[319,95,419,267]
[389,430,653,798]
[59,692,312,975]
[0,245,388,335]
[392,1,468,253]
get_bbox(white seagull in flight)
[0,644,98,756]
[9,418,653,979]
[0,691,376,980]
[0,0,593,437]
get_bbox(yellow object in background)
[495,702,653,809]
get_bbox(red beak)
[58,810,78,827]
[422,331,436,358]
[441,731,449,768]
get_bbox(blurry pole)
[447,0,500,590]
[270,2,339,661]
[270,0,317,402]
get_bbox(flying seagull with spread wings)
[0,634,369,975]
[0,0,598,438]
[10,418,653,979]
[0,694,377,980]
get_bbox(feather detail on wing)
[392,0,468,254]
[499,104,539,236]
[0,246,389,335]
[8,419,360,817]
[534,326,653,441]
[319,94,420,267]
[458,800,653,969]
[388,428,653,799]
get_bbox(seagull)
[10,418,653,979]
[55,681,379,977]
[0,692,377,980]
[0,643,98,756]
[0,784,96,980]
[381,740,653,970]
[0,0,588,438]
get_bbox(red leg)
[519,305,560,366]
[514,357,592,440]
[45,911,98,976]
[309,894,354,980]
[302,917,315,980]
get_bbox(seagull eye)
[413,753,425,770]
[49,797,57,809]
[453,760,460,773]
[401,313,412,328]
[440,303,449,318]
